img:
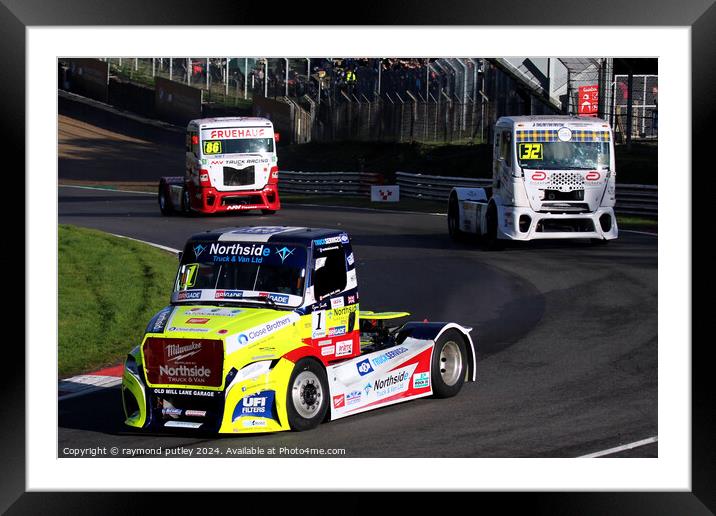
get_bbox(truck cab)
[448,115,618,244]
[121,226,476,434]
[158,117,281,215]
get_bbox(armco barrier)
[395,172,657,217]
[279,171,382,195]
[279,171,656,217]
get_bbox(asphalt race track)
[57,102,658,458]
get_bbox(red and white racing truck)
[158,117,281,216]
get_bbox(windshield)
[173,241,307,308]
[517,141,610,171]
[201,138,274,156]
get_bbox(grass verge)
[58,224,178,377]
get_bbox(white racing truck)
[448,115,618,247]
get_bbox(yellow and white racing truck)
[122,226,476,433]
[448,115,618,247]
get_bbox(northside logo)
[209,242,269,257]
[275,247,295,263]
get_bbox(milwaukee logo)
[166,342,202,362]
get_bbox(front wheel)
[286,358,329,431]
[158,186,173,216]
[431,329,468,398]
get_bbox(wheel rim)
[439,341,463,386]
[291,370,323,419]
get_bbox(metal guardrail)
[279,171,382,195]
[277,171,657,217]
[396,172,657,217]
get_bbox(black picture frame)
[7,0,708,512]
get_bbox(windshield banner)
[516,129,610,143]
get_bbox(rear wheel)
[286,359,329,431]
[447,196,464,241]
[158,186,172,216]
[431,329,468,398]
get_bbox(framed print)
[6,0,710,512]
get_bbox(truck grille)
[143,337,224,387]
[546,172,584,190]
[223,165,255,186]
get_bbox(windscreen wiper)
[241,295,278,308]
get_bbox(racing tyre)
[158,186,173,216]
[431,329,468,398]
[590,238,609,246]
[287,358,329,431]
[484,203,504,251]
[261,209,277,215]
[447,196,465,241]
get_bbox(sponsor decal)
[371,347,409,367]
[208,128,267,139]
[357,359,374,376]
[162,407,182,416]
[321,345,335,356]
[159,364,212,380]
[186,318,210,324]
[185,308,243,317]
[585,171,601,181]
[347,295,356,305]
[226,314,298,353]
[164,421,202,429]
[215,290,243,299]
[340,233,349,244]
[242,419,267,427]
[275,246,295,263]
[260,292,290,304]
[332,305,357,317]
[166,342,203,362]
[313,236,343,246]
[328,326,347,337]
[317,339,332,346]
[413,372,430,389]
[373,369,412,398]
[347,253,355,266]
[333,394,345,409]
[346,391,361,406]
[331,297,344,309]
[153,388,216,397]
[147,306,173,334]
[185,410,207,417]
[531,171,547,181]
[208,242,270,264]
[167,326,210,333]
[193,243,207,258]
[335,339,353,357]
[177,290,201,301]
[233,391,276,422]
[363,382,372,395]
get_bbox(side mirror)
[177,251,183,262]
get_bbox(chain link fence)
[612,74,658,141]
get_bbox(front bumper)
[497,206,618,241]
[191,184,281,214]
[121,358,295,434]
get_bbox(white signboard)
[371,185,400,202]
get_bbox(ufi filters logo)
[233,391,276,422]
